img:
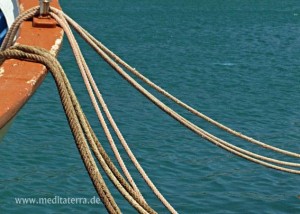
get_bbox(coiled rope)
[1,5,299,214]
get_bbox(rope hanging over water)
[1,6,299,214]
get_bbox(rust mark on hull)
[0,0,64,129]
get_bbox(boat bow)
[0,0,64,138]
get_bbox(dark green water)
[1,0,300,213]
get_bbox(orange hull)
[0,0,64,135]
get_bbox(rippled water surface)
[1,0,300,213]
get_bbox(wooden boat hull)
[0,0,63,141]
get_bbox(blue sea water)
[1,0,300,213]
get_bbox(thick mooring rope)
[50,11,146,202]
[1,5,299,214]
[0,47,121,213]
[0,6,39,51]
[1,9,158,214]
[50,9,177,213]
[0,45,156,214]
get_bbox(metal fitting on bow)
[39,0,52,16]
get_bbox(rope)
[46,8,300,174]
[64,15,300,159]
[0,45,157,213]
[2,4,299,214]
[50,12,165,214]
[55,11,300,159]
[0,46,121,213]
[0,6,39,51]
[50,11,145,201]
[1,9,157,214]
[49,8,177,214]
